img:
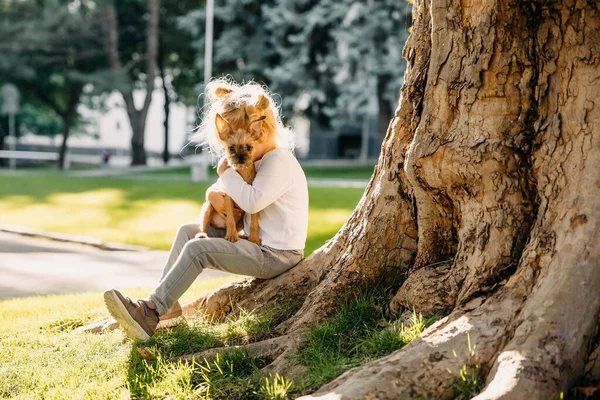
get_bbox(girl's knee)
[177,222,200,241]
[181,238,211,257]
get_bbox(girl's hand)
[217,157,230,176]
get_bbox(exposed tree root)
[72,317,119,335]
[174,333,292,363]
[173,331,307,376]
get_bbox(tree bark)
[85,1,600,398]
[195,1,599,398]
[57,82,82,170]
[101,0,160,166]
[57,115,72,170]
[158,42,170,164]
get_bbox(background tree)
[100,0,160,165]
[262,0,343,127]
[181,0,412,136]
[178,0,277,93]
[0,0,104,168]
[0,102,63,167]
[169,0,599,398]
[330,0,412,137]
[157,0,201,164]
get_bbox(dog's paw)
[224,233,239,242]
[195,232,208,239]
[248,235,262,246]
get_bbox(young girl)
[103,79,308,341]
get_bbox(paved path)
[0,232,232,301]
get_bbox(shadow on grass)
[125,325,270,399]
[126,322,223,399]
[124,299,304,399]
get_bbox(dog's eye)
[246,145,252,151]
[229,146,235,152]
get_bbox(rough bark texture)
[84,0,599,398]
[298,0,600,398]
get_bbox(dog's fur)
[197,89,273,245]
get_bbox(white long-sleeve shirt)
[218,148,308,250]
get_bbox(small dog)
[196,105,267,245]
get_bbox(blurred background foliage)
[0,0,412,165]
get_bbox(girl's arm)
[220,153,294,214]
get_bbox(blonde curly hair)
[192,77,295,157]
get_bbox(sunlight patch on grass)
[48,189,124,207]
[0,175,363,254]
[0,276,236,335]
[0,276,237,400]
[308,208,354,234]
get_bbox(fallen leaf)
[137,347,156,360]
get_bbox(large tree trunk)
[192,0,600,397]
[85,0,599,397]
[101,0,160,166]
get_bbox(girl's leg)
[159,223,226,281]
[159,222,200,281]
[149,237,266,316]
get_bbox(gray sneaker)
[104,289,159,341]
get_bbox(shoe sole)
[104,290,151,341]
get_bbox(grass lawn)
[149,165,375,180]
[0,175,364,255]
[0,279,432,399]
[0,277,233,400]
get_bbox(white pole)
[203,0,214,94]
[8,113,15,170]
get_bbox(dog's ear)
[215,113,231,141]
[248,116,266,140]
[256,95,269,110]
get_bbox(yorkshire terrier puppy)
[196,95,270,246]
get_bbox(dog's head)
[215,113,266,169]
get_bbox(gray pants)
[149,222,303,315]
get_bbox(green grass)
[0,175,363,255]
[148,165,375,180]
[447,333,484,399]
[0,277,234,400]
[0,276,299,400]
[0,280,432,399]
[296,294,436,391]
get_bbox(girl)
[103,79,308,341]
